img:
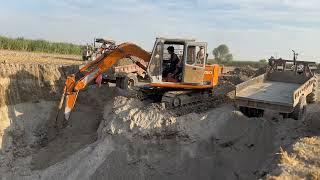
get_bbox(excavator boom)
[59,43,151,120]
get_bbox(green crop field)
[0,36,83,55]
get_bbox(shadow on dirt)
[0,64,85,168]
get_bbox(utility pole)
[292,50,298,65]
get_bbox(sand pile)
[96,97,280,179]
[98,96,176,139]
[98,96,238,142]
[1,92,319,179]
[0,60,318,180]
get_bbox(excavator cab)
[147,38,210,86]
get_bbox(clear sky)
[1,0,320,61]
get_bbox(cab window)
[186,45,205,67]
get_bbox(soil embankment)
[0,62,78,170]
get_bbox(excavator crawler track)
[161,90,210,108]
[168,95,228,116]
[133,88,230,116]
[161,90,229,116]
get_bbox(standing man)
[196,46,205,64]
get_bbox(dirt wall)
[0,62,78,152]
[0,63,78,106]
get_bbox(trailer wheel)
[280,113,290,119]
[306,81,318,103]
[239,106,264,118]
[239,106,248,116]
[116,76,129,90]
[290,96,307,120]
[127,74,138,89]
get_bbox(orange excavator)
[58,37,222,120]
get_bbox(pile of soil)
[221,66,266,86]
[0,60,318,180]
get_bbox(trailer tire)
[239,106,264,118]
[127,74,138,89]
[116,76,129,90]
[290,96,307,120]
[306,82,318,103]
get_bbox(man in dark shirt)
[162,46,183,82]
[167,46,180,72]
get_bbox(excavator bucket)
[55,85,66,123]
[55,85,79,122]
[64,91,79,120]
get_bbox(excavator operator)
[164,46,182,82]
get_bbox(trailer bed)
[236,81,300,105]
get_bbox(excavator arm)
[57,43,151,120]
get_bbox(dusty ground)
[0,50,83,65]
[0,51,319,180]
[1,92,319,180]
[0,49,141,66]
[268,104,320,179]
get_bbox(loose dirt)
[2,93,319,179]
[0,57,319,180]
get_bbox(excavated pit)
[0,63,80,171]
[0,63,319,180]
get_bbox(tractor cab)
[147,38,208,85]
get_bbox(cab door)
[182,42,207,84]
[147,38,163,83]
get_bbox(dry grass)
[279,147,300,167]
[301,137,320,146]
[267,175,303,180]
[309,171,320,180]
[0,49,83,65]
[273,137,320,179]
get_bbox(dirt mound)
[234,66,257,77]
[95,97,284,179]
[98,96,176,139]
[0,58,318,179]
[1,92,319,179]
[221,66,266,86]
